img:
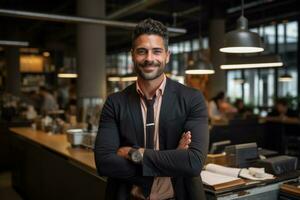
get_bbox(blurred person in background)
[208,91,237,123]
[39,86,58,114]
[266,98,300,124]
[233,98,253,119]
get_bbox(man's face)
[131,34,170,80]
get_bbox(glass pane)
[263,25,276,53]
[244,70,258,106]
[277,21,298,99]
[178,42,184,53]
[184,41,191,52]
[118,53,127,74]
[171,54,179,75]
[278,24,284,51]
[127,52,134,73]
[227,70,243,103]
[202,37,209,49]
[287,21,298,43]
[192,39,200,51]
[259,69,275,107]
[171,43,179,54]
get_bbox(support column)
[5,47,21,96]
[76,0,106,102]
[207,0,226,99]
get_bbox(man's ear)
[131,48,135,59]
[166,50,171,64]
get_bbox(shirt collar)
[136,74,166,98]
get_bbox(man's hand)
[117,147,145,160]
[177,131,191,150]
[117,146,131,159]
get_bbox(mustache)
[138,61,161,68]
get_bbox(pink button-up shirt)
[133,75,174,200]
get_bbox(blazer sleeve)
[142,91,209,177]
[94,94,156,197]
[94,95,139,178]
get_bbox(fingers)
[182,131,192,144]
[178,131,192,150]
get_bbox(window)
[227,70,243,102]
[227,21,298,108]
[277,21,298,98]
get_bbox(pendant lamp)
[219,0,264,53]
[221,54,283,70]
[279,73,292,82]
[185,55,215,74]
[185,3,215,75]
[278,21,292,82]
[57,57,77,78]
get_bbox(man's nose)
[145,52,154,62]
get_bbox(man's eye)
[153,50,162,55]
[137,49,147,54]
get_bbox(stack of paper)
[201,164,245,190]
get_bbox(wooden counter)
[0,121,31,171]
[10,127,96,170]
[9,127,106,200]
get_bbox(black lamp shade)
[221,54,283,70]
[220,16,264,53]
[279,73,293,82]
[185,59,215,74]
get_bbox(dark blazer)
[94,78,209,200]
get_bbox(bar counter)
[9,127,106,200]
[10,127,96,170]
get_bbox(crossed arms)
[94,91,208,179]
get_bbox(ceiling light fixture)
[58,59,77,79]
[185,59,215,74]
[279,73,292,82]
[57,73,78,78]
[0,40,29,47]
[219,0,264,53]
[278,21,292,82]
[221,54,283,70]
[0,8,186,35]
[185,2,215,75]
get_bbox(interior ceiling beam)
[106,0,166,19]
[175,6,202,17]
[142,6,202,21]
[0,8,186,35]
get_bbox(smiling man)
[94,18,209,200]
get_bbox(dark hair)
[275,98,288,106]
[39,86,47,92]
[132,18,169,50]
[212,91,225,110]
[234,98,243,106]
[212,91,225,101]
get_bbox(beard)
[134,60,165,80]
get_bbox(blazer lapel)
[128,85,145,147]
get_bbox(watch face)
[132,150,142,163]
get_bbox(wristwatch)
[128,148,143,164]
